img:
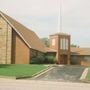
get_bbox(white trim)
[0,12,31,48]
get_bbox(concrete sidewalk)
[0,79,90,90]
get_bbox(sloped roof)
[46,47,57,52]
[0,11,46,52]
[71,47,90,55]
[46,46,90,55]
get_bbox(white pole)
[57,0,62,33]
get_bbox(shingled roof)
[0,11,46,52]
[71,47,90,55]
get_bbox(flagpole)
[57,0,62,33]
[60,0,62,32]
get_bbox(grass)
[85,68,90,81]
[0,64,47,78]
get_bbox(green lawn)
[86,68,90,81]
[0,64,47,78]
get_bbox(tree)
[41,38,49,47]
[71,44,79,48]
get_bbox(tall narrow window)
[63,38,66,49]
[52,39,55,46]
[66,39,68,50]
[60,38,69,50]
[60,38,63,49]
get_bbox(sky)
[0,0,90,47]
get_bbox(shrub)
[45,55,55,64]
[30,54,55,64]
[30,54,45,64]
[70,59,78,65]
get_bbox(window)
[60,38,63,49]
[60,38,66,49]
[63,38,66,49]
[52,39,55,46]
[60,38,69,50]
[65,39,68,50]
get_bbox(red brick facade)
[49,33,70,64]
[11,30,30,64]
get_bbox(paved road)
[34,65,85,82]
[0,79,90,90]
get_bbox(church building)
[0,11,90,66]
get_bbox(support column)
[56,35,60,64]
[67,36,70,65]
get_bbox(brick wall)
[0,16,12,64]
[49,34,70,64]
[12,30,30,64]
[81,61,90,66]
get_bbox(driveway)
[34,65,85,82]
[0,79,90,90]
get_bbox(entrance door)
[60,55,68,64]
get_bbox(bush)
[30,54,45,64]
[45,55,55,64]
[30,54,55,64]
[70,59,78,65]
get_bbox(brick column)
[67,36,70,65]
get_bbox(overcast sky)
[0,0,90,47]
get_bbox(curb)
[0,66,52,80]
[16,65,52,79]
[31,67,55,79]
[80,68,88,81]
[0,76,16,79]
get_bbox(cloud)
[0,0,90,47]
[0,0,59,16]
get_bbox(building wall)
[50,35,59,50]
[0,16,12,64]
[49,34,70,64]
[0,15,43,64]
[81,61,90,66]
[11,30,30,64]
[70,55,90,66]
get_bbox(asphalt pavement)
[34,65,85,82]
